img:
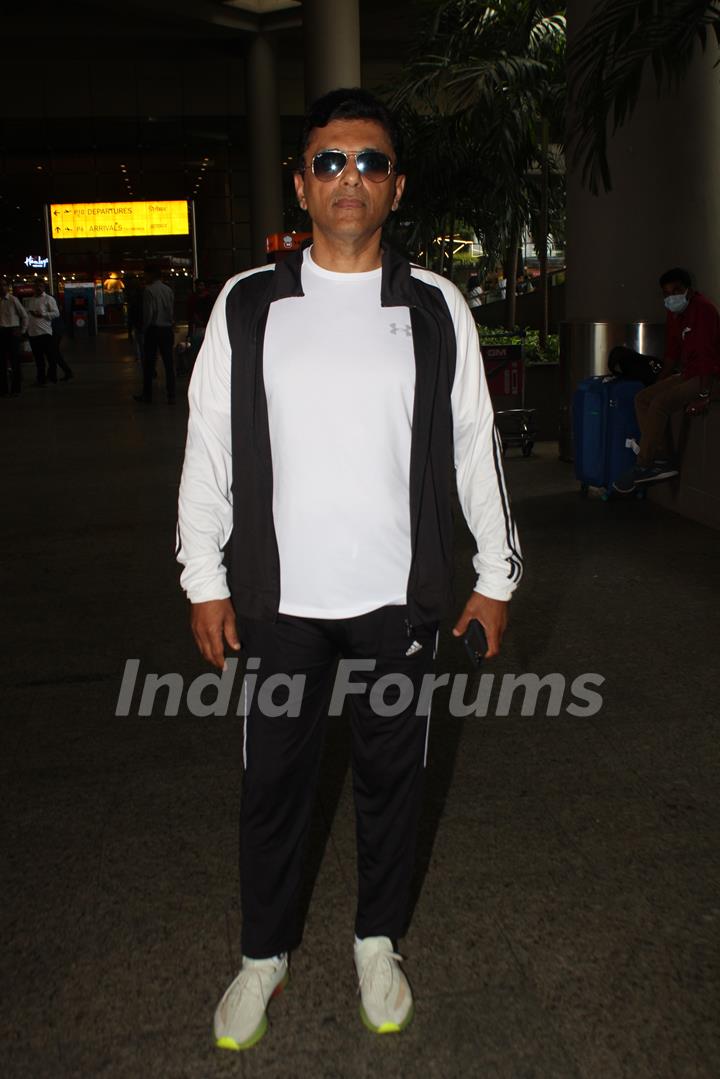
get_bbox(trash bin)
[559,321,665,461]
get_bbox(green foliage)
[568,0,720,194]
[389,1,567,276]
[478,325,560,364]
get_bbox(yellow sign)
[50,201,189,239]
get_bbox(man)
[177,87,522,1050]
[0,280,29,396]
[25,282,73,385]
[466,272,483,309]
[614,267,720,493]
[186,278,213,344]
[134,265,175,404]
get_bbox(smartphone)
[462,619,488,668]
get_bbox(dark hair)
[297,87,402,167]
[659,267,692,289]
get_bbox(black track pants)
[236,605,437,959]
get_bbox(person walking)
[177,87,522,1051]
[25,282,73,385]
[0,280,29,396]
[134,266,175,404]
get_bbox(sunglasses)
[303,149,396,184]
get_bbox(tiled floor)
[1,334,718,1078]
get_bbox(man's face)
[294,118,405,249]
[661,280,689,299]
[34,284,45,297]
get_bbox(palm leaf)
[568,0,720,193]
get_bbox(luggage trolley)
[481,335,537,457]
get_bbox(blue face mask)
[664,292,689,314]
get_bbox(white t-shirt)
[262,248,415,618]
[25,293,60,337]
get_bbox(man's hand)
[452,592,508,658]
[685,394,711,417]
[190,598,241,669]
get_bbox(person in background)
[125,275,145,366]
[613,266,720,493]
[466,272,484,309]
[134,265,175,404]
[186,279,213,346]
[25,281,73,385]
[0,279,29,397]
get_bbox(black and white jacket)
[177,245,522,624]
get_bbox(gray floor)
[1,333,718,1079]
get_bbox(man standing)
[0,280,29,396]
[614,267,720,493]
[177,88,522,1050]
[134,265,175,404]
[25,282,73,385]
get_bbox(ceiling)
[2,0,413,57]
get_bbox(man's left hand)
[452,592,509,658]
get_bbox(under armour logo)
[390,322,412,337]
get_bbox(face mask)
[664,292,689,314]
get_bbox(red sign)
[482,344,524,400]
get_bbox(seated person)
[613,267,719,493]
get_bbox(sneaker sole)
[215,970,289,1051]
[633,470,679,485]
[359,1001,414,1035]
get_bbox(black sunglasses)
[301,149,396,184]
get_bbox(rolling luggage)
[572,376,643,498]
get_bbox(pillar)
[246,34,284,266]
[303,0,361,105]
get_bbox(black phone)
[462,619,488,667]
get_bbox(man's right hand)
[190,598,241,669]
[685,394,711,417]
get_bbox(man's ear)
[392,173,406,211]
[294,171,307,210]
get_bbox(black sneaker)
[634,463,679,485]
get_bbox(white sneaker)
[354,936,414,1034]
[213,954,288,1051]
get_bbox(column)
[246,34,284,266]
[303,0,361,105]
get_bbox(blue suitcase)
[572,376,643,497]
